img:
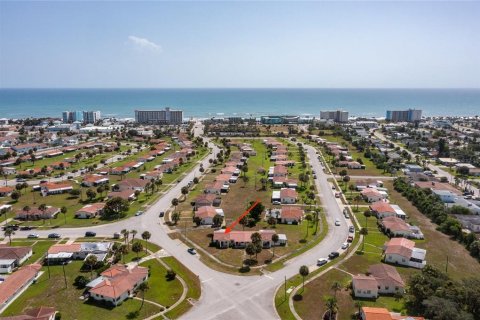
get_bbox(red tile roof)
[370,201,396,214]
[281,206,303,220]
[195,206,217,219]
[90,264,148,299]
[0,264,41,305]
[47,244,82,254]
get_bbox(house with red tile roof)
[273,165,288,177]
[0,245,33,273]
[361,188,388,202]
[194,206,224,225]
[40,182,72,196]
[0,186,14,197]
[107,190,136,201]
[360,307,424,320]
[15,206,60,221]
[370,202,397,219]
[50,161,70,170]
[0,306,57,320]
[82,174,109,187]
[75,203,106,219]
[280,188,298,204]
[379,217,414,238]
[384,238,426,269]
[204,181,225,195]
[0,264,42,309]
[193,194,221,210]
[87,264,148,306]
[278,206,304,224]
[352,264,405,299]
[109,161,138,175]
[115,178,148,192]
[213,229,286,249]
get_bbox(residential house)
[75,203,106,219]
[82,174,109,187]
[348,161,363,169]
[115,178,148,192]
[15,206,60,221]
[194,206,224,225]
[0,306,57,320]
[50,161,70,170]
[370,202,397,219]
[454,215,480,233]
[213,229,286,248]
[280,188,298,204]
[193,194,221,210]
[384,238,426,269]
[353,264,405,299]
[0,187,14,197]
[40,182,73,196]
[140,170,163,181]
[432,190,457,203]
[109,162,138,175]
[0,246,33,273]
[278,206,303,224]
[87,264,148,306]
[108,190,136,201]
[204,181,224,195]
[379,217,423,239]
[46,242,112,263]
[361,188,387,202]
[273,165,288,178]
[0,264,42,309]
[360,307,424,320]
[1,167,16,175]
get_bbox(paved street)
[10,133,350,320]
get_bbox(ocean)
[0,88,479,119]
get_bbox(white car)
[317,258,328,266]
[335,219,341,226]
[341,242,349,250]
[27,234,39,239]
[135,211,144,216]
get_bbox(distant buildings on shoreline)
[320,110,349,123]
[62,110,101,124]
[386,109,422,122]
[135,107,183,125]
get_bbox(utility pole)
[284,276,287,301]
[445,255,449,274]
[62,263,67,288]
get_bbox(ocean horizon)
[1,88,479,119]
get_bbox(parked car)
[313,175,317,179]
[20,226,33,231]
[48,233,61,239]
[347,235,354,243]
[159,211,165,218]
[85,231,96,237]
[349,226,355,233]
[187,248,197,255]
[135,211,144,216]
[27,234,39,239]
[16,178,26,182]
[317,258,328,266]
[335,192,341,198]
[335,219,341,226]
[67,175,74,180]
[328,251,339,259]
[272,201,281,205]
[113,232,121,239]
[332,185,336,190]
[341,242,349,250]
[40,180,48,183]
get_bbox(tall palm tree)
[4,228,14,245]
[331,281,342,299]
[137,282,150,310]
[130,229,138,243]
[141,231,151,253]
[325,296,338,320]
[299,265,309,292]
[38,204,47,225]
[360,227,368,252]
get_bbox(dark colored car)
[328,251,339,259]
[48,233,61,239]
[20,226,33,231]
[85,231,96,237]
[187,248,197,255]
[347,236,354,243]
[159,212,165,218]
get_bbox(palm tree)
[331,281,342,299]
[141,231,151,253]
[325,296,338,320]
[271,234,279,258]
[299,265,309,292]
[130,229,138,242]
[38,203,47,225]
[171,212,180,225]
[360,227,368,252]
[354,301,364,317]
[85,254,98,279]
[61,206,67,224]
[119,244,129,263]
[4,228,14,245]
[354,195,362,211]
[363,209,371,228]
[137,282,150,310]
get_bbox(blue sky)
[0,1,479,88]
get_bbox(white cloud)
[127,35,162,52]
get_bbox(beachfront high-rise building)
[62,110,100,123]
[83,111,101,124]
[62,111,84,123]
[320,110,349,123]
[135,108,183,125]
[386,109,422,122]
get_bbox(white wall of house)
[385,253,409,266]
[353,286,378,299]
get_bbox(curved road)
[11,134,349,320]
